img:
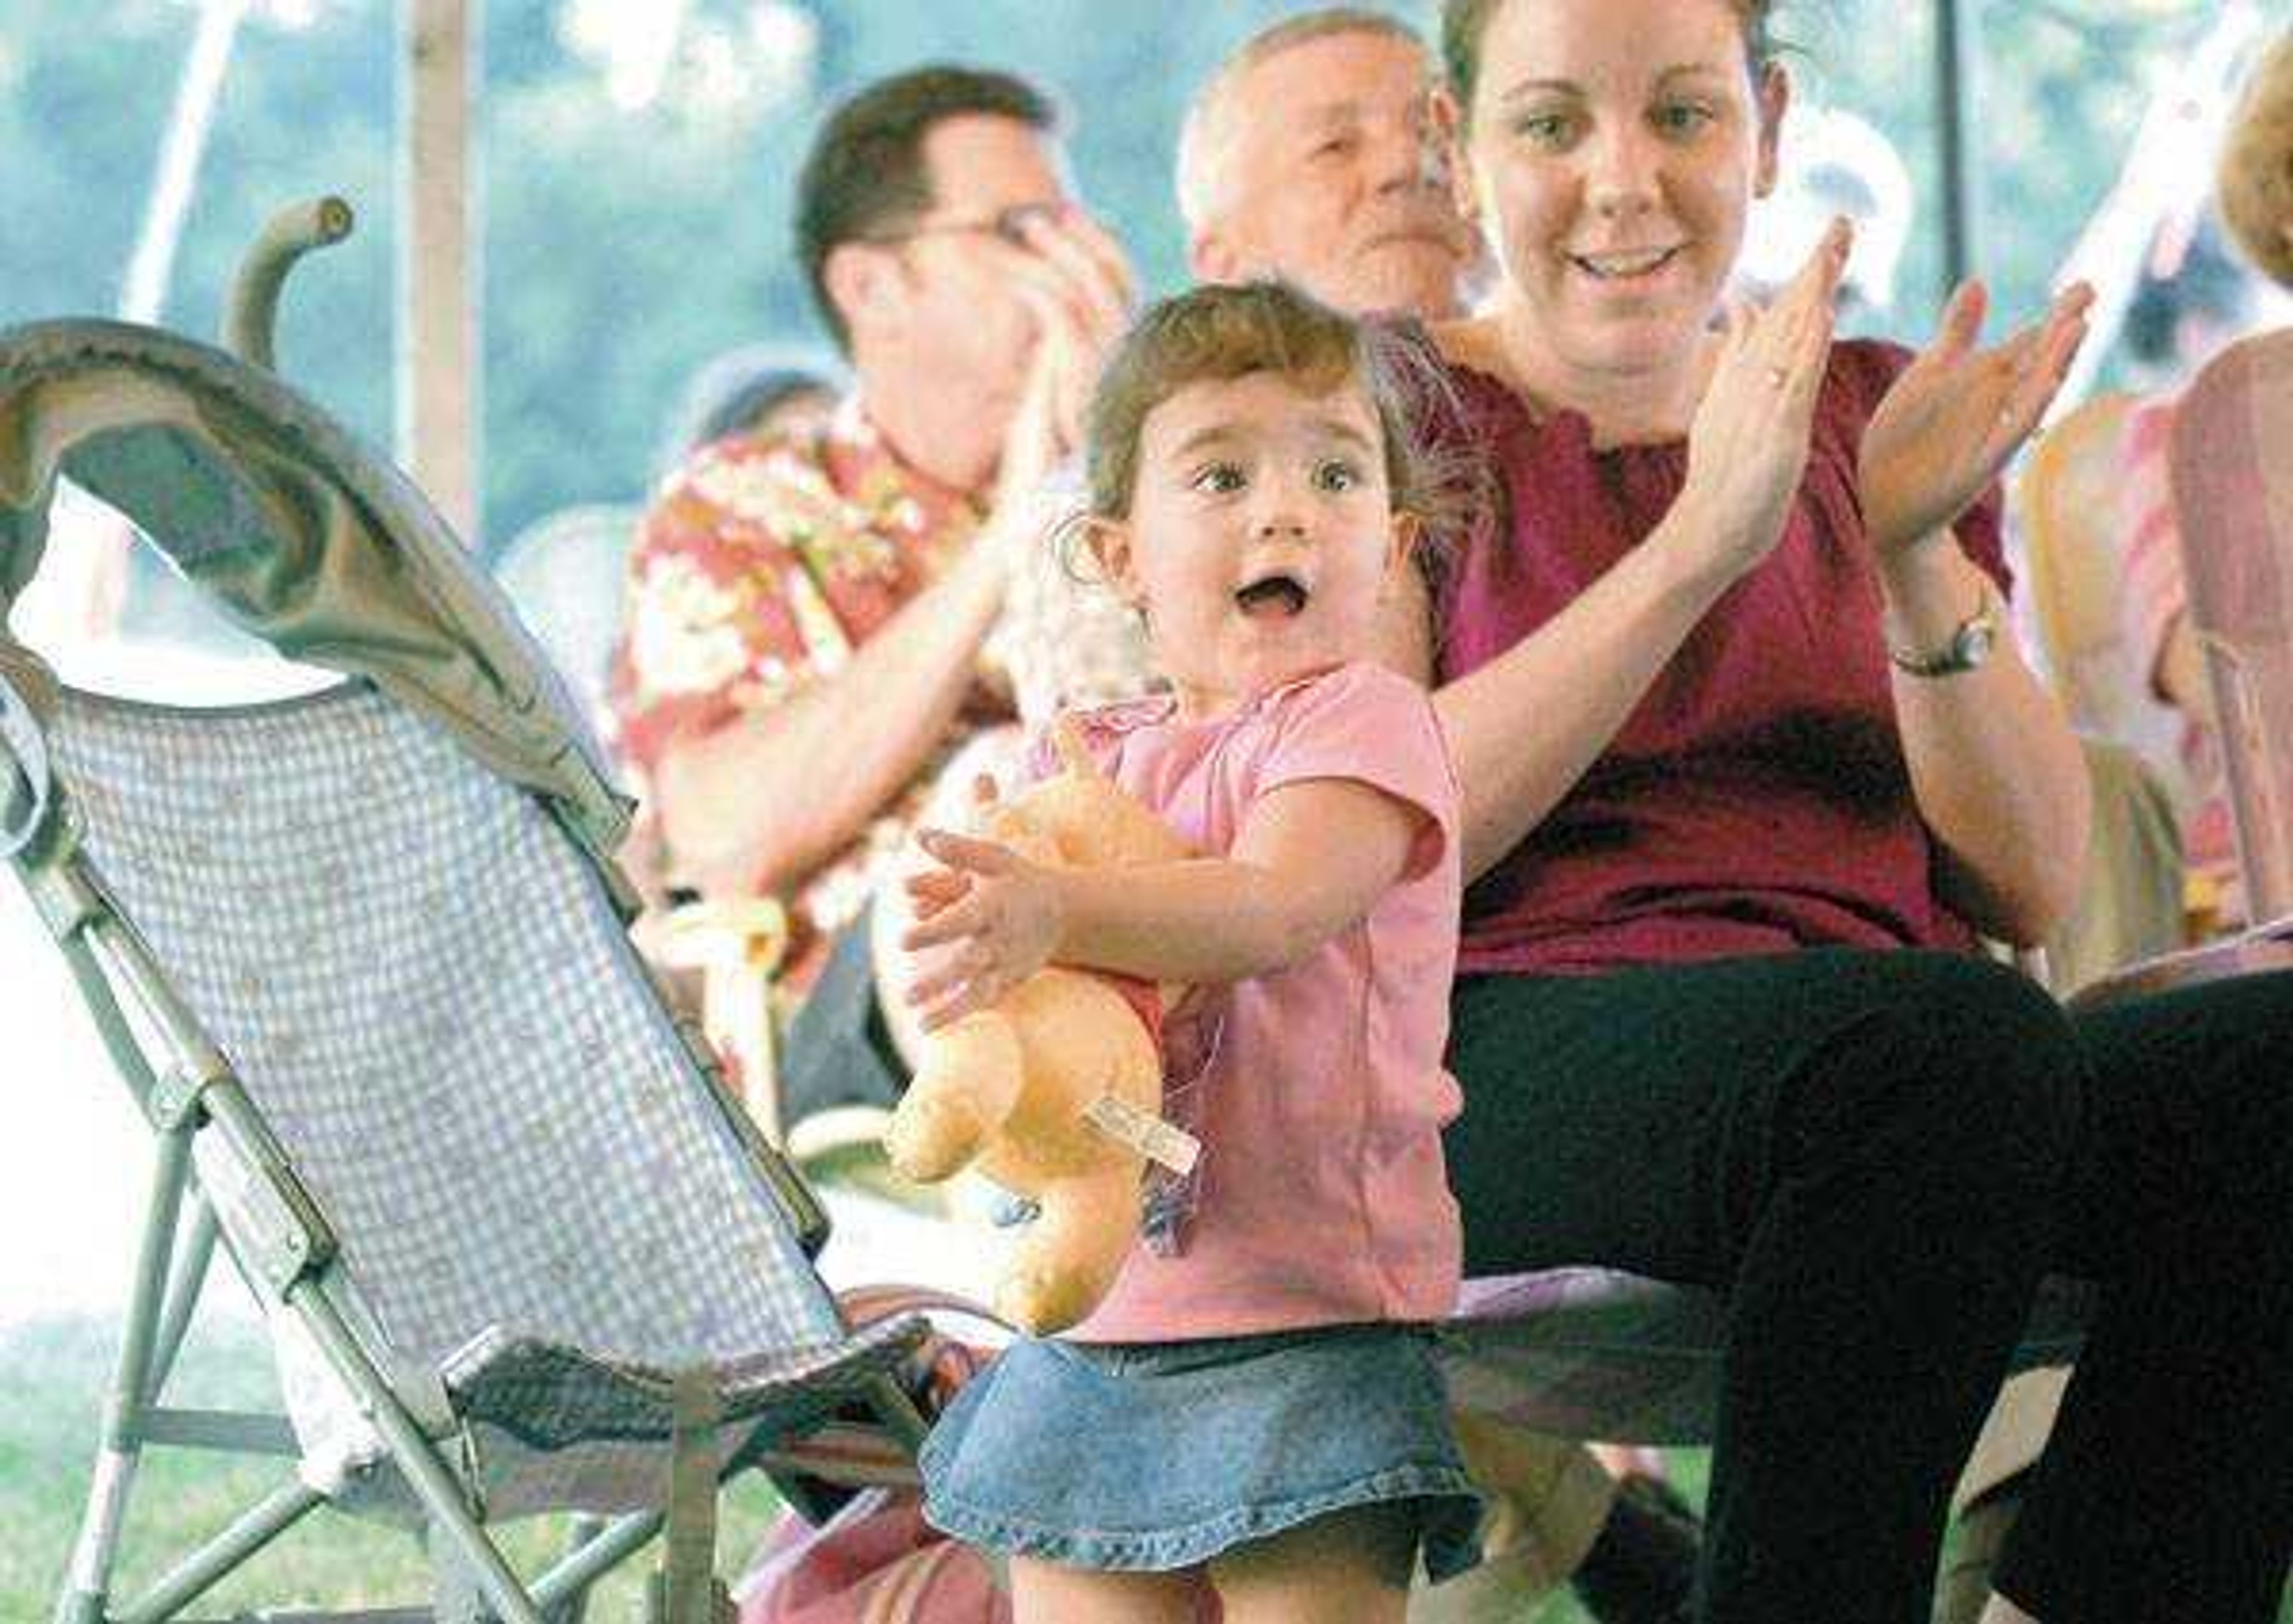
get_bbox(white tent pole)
[30,0,247,647]
[396,0,483,547]
[2047,0,2266,419]
[120,0,248,325]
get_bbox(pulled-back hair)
[794,65,1056,352]
[2218,29,2293,287]
[1440,0,1777,115]
[1084,281,1459,534]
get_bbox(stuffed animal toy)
[884,722,1196,1334]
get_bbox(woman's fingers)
[1974,285,2091,447]
[1985,309,2088,461]
[1784,291,1837,419]
[1766,216,1850,352]
[1929,278,1988,366]
[1780,216,1852,317]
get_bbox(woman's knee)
[1779,954,2083,1196]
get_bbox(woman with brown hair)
[1410,2,2293,1620]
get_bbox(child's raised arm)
[902,774,1428,1032]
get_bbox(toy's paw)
[883,1095,987,1183]
[996,1263,1090,1337]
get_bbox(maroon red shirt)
[1430,339,2012,977]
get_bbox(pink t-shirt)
[1056,662,1465,1343]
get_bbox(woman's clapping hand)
[1675,217,1850,586]
[1859,278,2094,562]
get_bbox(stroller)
[2,208,929,1624]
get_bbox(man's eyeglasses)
[858,201,1059,251]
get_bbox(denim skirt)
[919,1322,1483,1579]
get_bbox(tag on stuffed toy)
[1083,1094,1201,1176]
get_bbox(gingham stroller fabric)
[42,676,920,1518]
[0,314,924,1529]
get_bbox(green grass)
[0,1315,784,1622]
[7,1317,2283,1623]
[0,1312,1622,1622]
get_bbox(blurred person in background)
[650,343,843,487]
[2116,29,2293,933]
[608,63,1134,1119]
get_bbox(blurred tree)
[0,0,2239,629]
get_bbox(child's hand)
[900,829,1068,1031]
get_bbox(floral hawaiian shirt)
[609,395,1014,990]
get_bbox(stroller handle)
[225,195,355,373]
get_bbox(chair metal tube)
[531,1510,662,1611]
[289,1278,548,1624]
[78,912,337,1288]
[142,1192,219,1407]
[112,1477,325,1624]
[136,1407,300,1456]
[54,1128,192,1624]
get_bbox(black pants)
[779,908,906,1122]
[1444,949,2293,1624]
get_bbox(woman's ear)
[1753,62,1791,199]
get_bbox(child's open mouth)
[1234,574,1310,619]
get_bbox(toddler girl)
[901,280,1478,1624]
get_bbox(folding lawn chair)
[0,307,929,1624]
[2171,327,2293,928]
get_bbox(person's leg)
[1993,968,2293,1624]
[1209,1503,1417,1624]
[1446,950,2082,1624]
[1570,1465,1701,1624]
[1008,1555,1200,1624]
[1937,1484,2026,1624]
[778,906,908,1122]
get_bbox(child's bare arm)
[902,776,1424,1031]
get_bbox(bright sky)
[0,881,175,1325]
[0,636,328,1328]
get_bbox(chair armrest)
[643,897,792,1140]
[2068,915,2293,1011]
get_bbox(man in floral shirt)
[610,66,1132,1115]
